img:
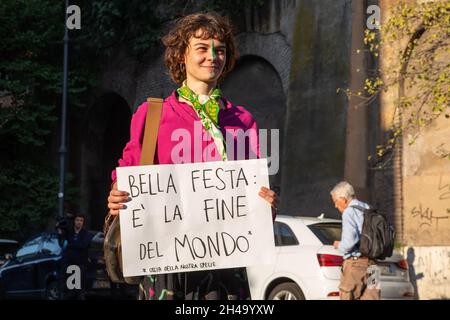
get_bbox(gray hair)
[330,181,355,200]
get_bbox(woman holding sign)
[107,12,277,300]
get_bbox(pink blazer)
[111,91,260,182]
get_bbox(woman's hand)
[107,182,131,216]
[258,186,278,219]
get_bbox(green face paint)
[211,40,216,60]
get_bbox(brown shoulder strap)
[140,97,163,165]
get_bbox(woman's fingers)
[108,202,126,216]
[108,194,129,204]
[263,192,276,204]
[107,189,130,215]
[108,190,130,203]
[110,189,129,197]
[260,186,275,197]
[259,187,278,207]
[108,202,124,209]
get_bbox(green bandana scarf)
[177,85,228,161]
[177,85,222,126]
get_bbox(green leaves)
[0,0,94,240]
[1,0,261,240]
[0,162,59,239]
[199,0,264,15]
[0,162,76,240]
[82,0,265,59]
[339,1,450,164]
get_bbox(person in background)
[57,213,93,299]
[330,181,380,300]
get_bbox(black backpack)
[351,205,395,260]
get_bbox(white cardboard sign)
[116,159,276,277]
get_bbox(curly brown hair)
[162,12,237,85]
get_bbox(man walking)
[330,181,380,300]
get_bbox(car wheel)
[268,282,305,300]
[45,281,60,300]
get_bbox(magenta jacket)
[111,91,260,182]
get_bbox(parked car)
[0,239,19,268]
[247,215,415,300]
[0,231,138,300]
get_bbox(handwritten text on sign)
[116,159,275,277]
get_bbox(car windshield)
[16,236,42,259]
[42,234,62,255]
[308,223,342,245]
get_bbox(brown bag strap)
[105,97,162,235]
[140,97,163,165]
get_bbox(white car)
[247,215,415,300]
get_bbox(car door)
[1,235,43,296]
[35,234,62,291]
[248,221,298,299]
[273,221,304,273]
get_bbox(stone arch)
[221,55,286,193]
[235,32,291,95]
[134,55,176,110]
[81,92,131,230]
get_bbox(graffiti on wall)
[409,174,450,230]
[438,174,450,200]
[410,205,449,230]
[404,173,450,245]
[406,246,450,299]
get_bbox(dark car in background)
[0,232,138,300]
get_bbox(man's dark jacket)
[61,229,93,266]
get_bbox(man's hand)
[107,181,131,216]
[333,241,340,249]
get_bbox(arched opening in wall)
[81,93,131,231]
[221,55,286,194]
